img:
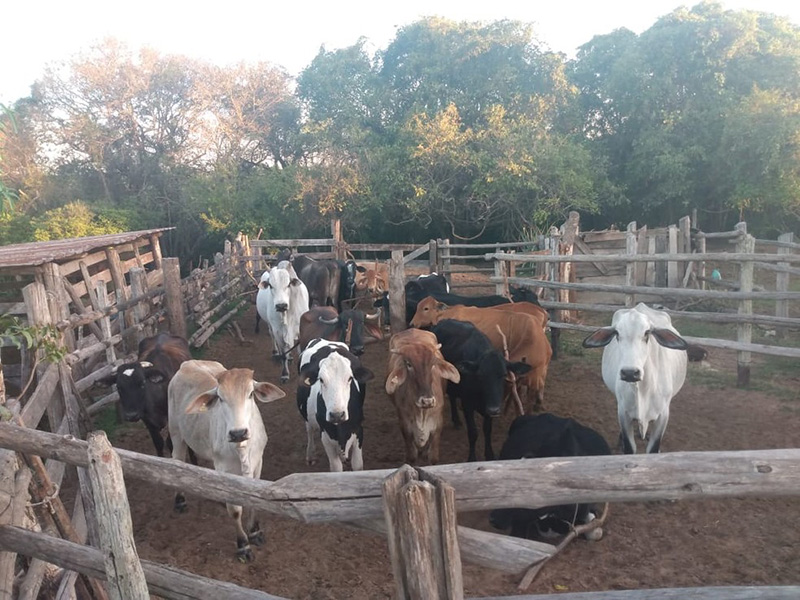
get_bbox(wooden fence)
[0,423,799,599]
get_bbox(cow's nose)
[123,412,141,422]
[487,407,501,418]
[417,396,436,409]
[328,410,347,424]
[620,368,642,382]
[228,428,250,443]
[275,303,288,313]
[350,346,364,356]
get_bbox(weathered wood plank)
[485,251,800,264]
[475,587,800,600]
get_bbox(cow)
[385,329,461,465]
[489,413,611,541]
[582,303,689,454]
[297,339,374,471]
[404,282,540,326]
[256,261,309,383]
[168,360,286,562]
[279,250,359,311]
[411,296,552,413]
[431,319,531,462]
[489,301,548,332]
[298,306,383,356]
[98,332,191,457]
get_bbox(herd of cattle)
[99,251,694,562]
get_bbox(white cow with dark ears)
[583,303,688,454]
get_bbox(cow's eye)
[404,360,412,369]
[319,377,324,385]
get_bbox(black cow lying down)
[490,413,611,541]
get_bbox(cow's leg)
[399,426,419,465]
[350,438,364,471]
[255,312,260,334]
[618,411,637,454]
[646,410,670,454]
[246,457,265,546]
[321,432,343,472]
[144,421,165,457]
[428,430,442,465]
[305,420,318,465]
[449,395,462,428]
[482,414,495,461]
[227,502,253,562]
[280,354,290,383]
[170,434,189,513]
[463,406,479,462]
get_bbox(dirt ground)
[109,299,800,599]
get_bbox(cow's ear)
[356,265,367,273]
[364,320,384,341]
[290,278,303,287]
[582,328,617,348]
[436,302,448,311]
[385,367,406,394]
[650,328,689,351]
[185,389,218,414]
[353,365,374,384]
[253,381,286,404]
[435,360,461,384]
[97,373,119,387]
[506,360,532,377]
[298,366,318,387]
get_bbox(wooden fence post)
[696,234,707,290]
[87,431,149,600]
[776,232,794,338]
[635,225,648,286]
[128,267,152,341]
[655,233,668,288]
[625,222,637,307]
[736,224,754,388]
[383,465,463,600]
[679,215,692,279]
[440,239,451,277]
[494,255,508,296]
[163,258,187,340]
[667,225,679,288]
[389,251,407,334]
[429,239,438,274]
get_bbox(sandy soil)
[109,300,800,599]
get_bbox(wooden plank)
[58,249,110,282]
[61,277,105,341]
[20,363,59,430]
[775,232,794,338]
[403,242,431,264]
[625,223,636,307]
[3,425,800,523]
[87,432,149,599]
[485,251,800,264]
[474,586,800,600]
[737,229,754,387]
[250,238,333,248]
[573,237,608,275]
[389,251,407,334]
[163,258,187,339]
[0,526,287,600]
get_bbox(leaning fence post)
[163,258,187,339]
[736,224,754,387]
[383,465,463,600]
[87,431,148,599]
[667,224,679,288]
[494,254,508,296]
[776,232,794,338]
[389,251,407,334]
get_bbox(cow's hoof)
[248,529,265,546]
[306,458,317,466]
[236,547,254,563]
[584,527,603,541]
[173,501,188,514]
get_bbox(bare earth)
[111,302,800,599]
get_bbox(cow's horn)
[365,310,381,321]
[318,316,340,325]
[139,361,153,368]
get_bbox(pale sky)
[3,0,800,105]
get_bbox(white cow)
[168,360,285,561]
[256,261,310,382]
[582,303,688,454]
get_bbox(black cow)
[297,339,374,471]
[279,250,359,311]
[99,333,191,457]
[490,414,611,540]
[431,319,531,462]
[405,282,540,325]
[298,306,383,356]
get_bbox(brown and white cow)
[411,296,552,412]
[168,360,286,562]
[385,329,460,465]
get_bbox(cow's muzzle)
[122,412,141,423]
[350,346,364,356]
[228,428,250,443]
[487,407,502,418]
[327,410,347,425]
[275,303,288,313]
[620,368,642,383]
[416,396,436,409]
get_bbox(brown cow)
[385,329,460,465]
[489,301,548,332]
[410,296,552,411]
[354,260,389,296]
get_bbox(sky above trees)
[4,0,800,105]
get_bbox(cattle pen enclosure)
[0,217,798,599]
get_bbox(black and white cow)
[489,413,611,541]
[98,333,191,457]
[431,319,531,462]
[297,339,374,471]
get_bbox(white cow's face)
[611,310,653,383]
[267,267,294,312]
[316,352,355,424]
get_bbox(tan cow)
[168,360,286,562]
[410,296,552,411]
[385,329,460,465]
[489,301,549,332]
